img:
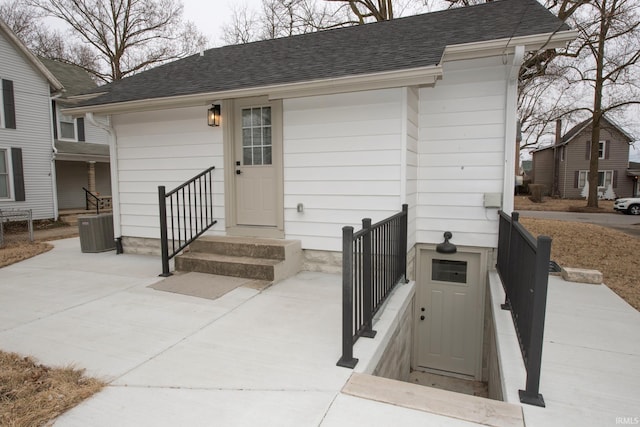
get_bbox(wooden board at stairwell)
[342,373,524,427]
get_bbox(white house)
[66,0,576,380]
[0,18,63,220]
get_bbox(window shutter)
[613,170,618,188]
[77,117,85,141]
[605,140,610,159]
[11,147,25,201]
[574,170,579,188]
[2,79,16,129]
[585,141,590,160]
[52,101,58,139]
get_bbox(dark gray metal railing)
[158,166,217,276]
[497,210,551,407]
[337,204,408,369]
[83,187,111,214]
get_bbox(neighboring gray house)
[532,116,635,198]
[39,58,111,210]
[0,18,63,219]
[66,0,575,381]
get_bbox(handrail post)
[519,235,551,407]
[158,185,172,277]
[401,204,408,283]
[502,211,519,311]
[337,225,358,368]
[361,218,376,338]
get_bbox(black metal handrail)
[337,204,408,369]
[83,187,101,214]
[158,166,217,276]
[83,187,112,214]
[497,210,552,407]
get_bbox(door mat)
[149,272,271,300]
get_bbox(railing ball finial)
[436,231,457,254]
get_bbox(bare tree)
[566,0,640,207]
[25,0,208,82]
[325,0,395,23]
[222,4,261,45]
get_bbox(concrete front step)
[175,236,302,283]
[190,236,296,260]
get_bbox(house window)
[578,170,613,188]
[241,106,272,166]
[55,108,86,142]
[0,149,10,198]
[598,141,606,159]
[59,113,76,140]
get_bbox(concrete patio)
[0,238,638,426]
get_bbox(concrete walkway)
[0,238,475,426]
[1,238,639,426]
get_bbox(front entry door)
[416,250,481,377]
[234,100,279,227]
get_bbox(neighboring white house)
[66,0,576,380]
[0,18,63,220]
[39,58,112,210]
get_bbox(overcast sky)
[183,0,264,47]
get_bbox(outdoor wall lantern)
[436,231,457,254]
[207,104,221,127]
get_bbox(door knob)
[236,170,242,175]
[420,315,425,321]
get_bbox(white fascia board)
[442,30,579,62]
[62,65,443,116]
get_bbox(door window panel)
[241,106,272,166]
[432,259,467,284]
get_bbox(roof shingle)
[79,0,568,107]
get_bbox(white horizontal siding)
[283,89,405,251]
[0,31,55,219]
[417,56,508,248]
[405,87,419,251]
[84,119,109,145]
[113,106,224,240]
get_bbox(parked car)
[613,197,640,215]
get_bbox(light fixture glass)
[207,104,221,127]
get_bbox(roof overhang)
[442,29,578,62]
[0,19,63,92]
[54,140,110,163]
[62,64,443,116]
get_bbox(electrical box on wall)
[484,193,502,208]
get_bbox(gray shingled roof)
[39,57,97,97]
[79,0,568,107]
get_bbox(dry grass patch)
[521,217,639,311]
[0,351,105,427]
[0,242,53,269]
[515,196,614,212]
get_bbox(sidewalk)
[0,238,470,426]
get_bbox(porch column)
[87,161,96,193]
